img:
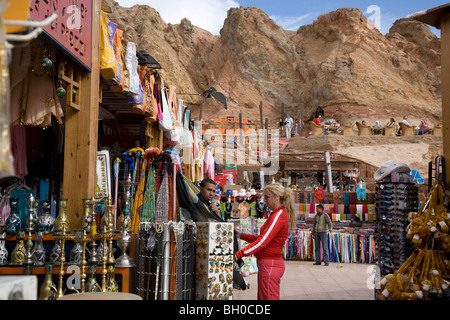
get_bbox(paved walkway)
[233,260,376,300]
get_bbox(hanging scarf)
[141,160,156,222]
[131,153,146,233]
[155,165,169,223]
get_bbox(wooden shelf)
[1,233,137,293]
[5,233,121,241]
[0,266,132,293]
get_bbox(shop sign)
[29,0,92,71]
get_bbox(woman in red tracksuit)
[235,183,296,300]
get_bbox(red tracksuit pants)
[257,258,285,300]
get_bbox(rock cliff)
[103,0,441,128]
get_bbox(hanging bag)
[164,85,180,145]
[158,87,174,131]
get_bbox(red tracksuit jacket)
[236,206,289,260]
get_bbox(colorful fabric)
[141,162,156,222]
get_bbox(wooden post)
[441,13,450,186]
[264,118,268,152]
[411,5,450,186]
[259,101,263,129]
[239,111,243,147]
[297,107,303,136]
[62,0,101,231]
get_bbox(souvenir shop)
[0,1,244,301]
[374,158,450,300]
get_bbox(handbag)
[158,87,174,131]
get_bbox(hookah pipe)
[23,194,36,275]
[78,229,93,293]
[98,196,116,292]
[50,225,75,299]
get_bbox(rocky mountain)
[103,0,441,128]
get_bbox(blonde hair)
[264,183,296,230]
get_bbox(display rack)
[0,233,136,293]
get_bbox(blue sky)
[116,0,444,36]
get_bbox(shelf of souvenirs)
[4,233,122,241]
[0,265,132,292]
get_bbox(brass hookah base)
[51,227,75,299]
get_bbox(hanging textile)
[284,230,376,264]
[100,11,117,80]
[131,150,146,233]
[357,182,366,200]
[141,158,156,222]
[103,19,122,87]
[155,165,169,223]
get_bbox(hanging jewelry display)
[0,224,8,266]
[39,262,57,300]
[195,222,234,300]
[10,231,26,266]
[52,226,75,299]
[31,228,46,267]
[54,198,70,233]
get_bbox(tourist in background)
[419,119,429,135]
[284,114,293,138]
[312,204,333,266]
[402,115,409,125]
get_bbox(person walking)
[235,183,296,300]
[284,114,293,138]
[312,204,333,266]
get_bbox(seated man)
[402,115,409,126]
[314,115,323,125]
[198,178,222,219]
